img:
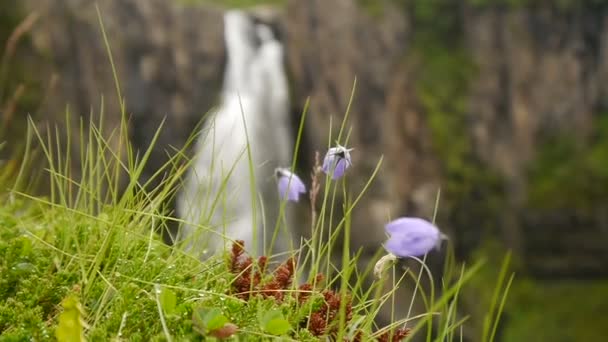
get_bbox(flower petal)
[383,217,443,257]
[385,217,435,235]
[286,175,306,201]
[277,176,290,200]
[331,158,347,179]
[275,168,306,202]
[384,232,438,257]
[322,145,352,180]
[322,148,337,174]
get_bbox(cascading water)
[176,10,294,258]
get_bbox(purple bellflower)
[275,168,306,202]
[383,217,447,258]
[322,144,353,180]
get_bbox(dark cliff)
[285,1,608,339]
[6,0,225,240]
[287,0,608,277]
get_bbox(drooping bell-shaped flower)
[322,144,353,180]
[383,217,447,258]
[275,168,306,202]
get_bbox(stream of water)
[177,10,293,259]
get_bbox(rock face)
[463,4,608,276]
[285,0,608,333]
[285,0,442,326]
[20,0,225,241]
[28,0,225,146]
[286,0,608,274]
[287,0,440,232]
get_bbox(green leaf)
[192,306,229,334]
[205,309,229,332]
[55,295,87,342]
[192,307,206,335]
[259,310,291,335]
[265,318,291,336]
[159,287,177,315]
[18,236,32,256]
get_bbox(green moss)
[464,241,608,341]
[0,201,209,340]
[460,241,517,339]
[358,2,508,225]
[527,115,608,213]
[357,0,408,17]
[357,0,384,17]
[409,0,475,170]
[351,0,608,15]
[503,279,608,341]
[408,4,518,336]
[409,0,507,241]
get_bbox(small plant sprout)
[374,253,398,279]
[275,167,306,202]
[322,143,354,180]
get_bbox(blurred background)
[2,0,608,340]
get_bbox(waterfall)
[176,10,293,258]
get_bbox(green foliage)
[192,306,230,336]
[410,0,474,168]
[258,309,291,336]
[409,0,507,241]
[407,5,518,339]
[357,0,408,17]
[416,49,474,170]
[528,115,608,213]
[0,203,73,340]
[0,112,501,341]
[159,286,178,315]
[55,295,87,342]
[0,200,212,340]
[467,0,608,10]
[503,279,608,341]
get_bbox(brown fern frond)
[261,257,296,301]
[230,240,246,273]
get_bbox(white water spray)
[176,10,293,258]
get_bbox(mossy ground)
[0,129,499,341]
[503,279,608,341]
[0,197,220,341]
[0,191,377,341]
